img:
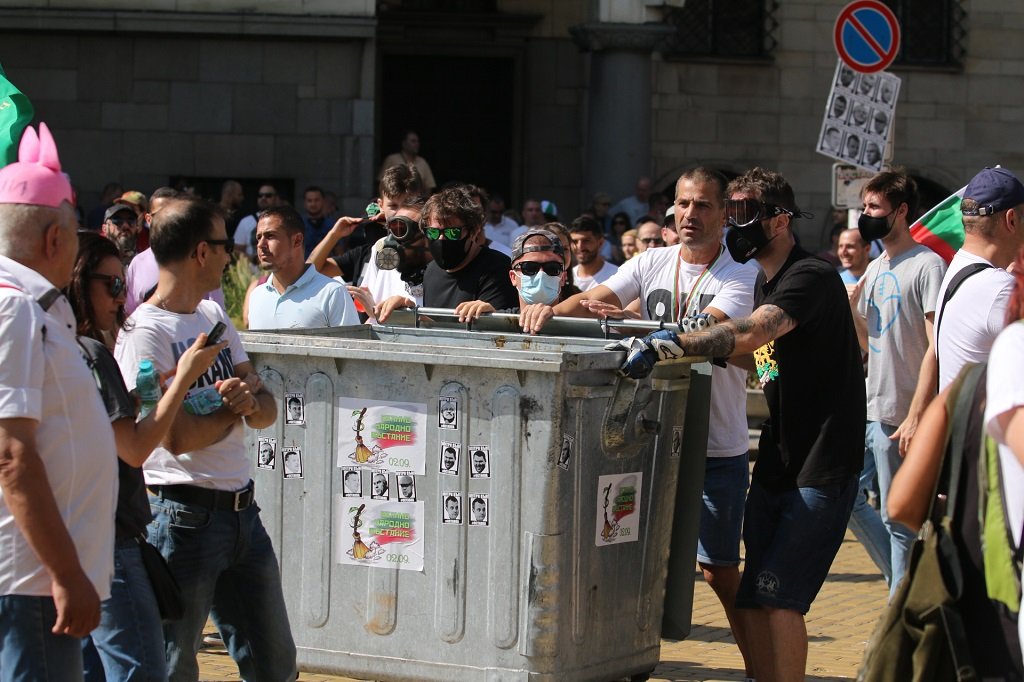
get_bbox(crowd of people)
[2,118,1023,682]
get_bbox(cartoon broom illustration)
[351,504,370,559]
[601,483,614,541]
[353,408,372,463]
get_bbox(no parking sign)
[834,0,901,74]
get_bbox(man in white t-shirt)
[115,197,296,681]
[248,206,359,330]
[484,194,520,248]
[569,215,618,291]
[0,123,119,679]
[929,167,1024,391]
[523,167,758,676]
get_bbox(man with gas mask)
[376,185,517,322]
[516,168,760,676]
[847,171,945,598]
[611,167,864,682]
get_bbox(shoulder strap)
[933,362,987,521]
[935,263,993,383]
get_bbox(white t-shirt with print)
[573,260,619,292]
[115,300,252,491]
[603,244,758,457]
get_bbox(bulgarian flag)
[0,63,33,167]
[909,186,967,264]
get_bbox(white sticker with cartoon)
[596,472,642,546]
[336,398,427,474]
[334,495,424,571]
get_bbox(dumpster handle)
[413,304,421,329]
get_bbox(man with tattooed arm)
[617,167,865,682]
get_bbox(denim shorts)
[736,474,858,614]
[696,452,750,566]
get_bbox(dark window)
[880,0,966,68]
[663,0,778,60]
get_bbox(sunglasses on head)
[513,261,564,277]
[90,274,125,298]
[388,215,420,241]
[424,226,466,241]
[724,199,792,228]
[204,238,234,254]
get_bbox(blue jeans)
[82,537,168,682]
[147,494,297,682]
[737,475,858,614]
[696,453,749,566]
[0,594,85,682]
[847,441,892,585]
[867,420,916,597]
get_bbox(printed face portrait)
[850,102,869,128]
[372,473,388,497]
[442,447,457,470]
[845,134,861,158]
[863,142,882,166]
[831,94,848,120]
[258,441,274,466]
[872,111,888,135]
[880,79,895,103]
[344,470,360,494]
[822,127,842,154]
[440,404,456,425]
[445,497,460,520]
[859,72,877,96]
[286,397,302,422]
[284,450,300,471]
[472,451,486,473]
[397,476,415,499]
[472,498,487,522]
[839,66,855,87]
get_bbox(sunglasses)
[204,238,235,254]
[387,216,420,241]
[724,199,792,228]
[513,261,564,277]
[424,226,466,241]
[640,237,665,246]
[108,216,136,227]
[90,274,125,298]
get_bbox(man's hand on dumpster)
[455,300,495,323]
[374,295,414,323]
[606,329,686,379]
[519,303,554,335]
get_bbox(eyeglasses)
[724,199,792,228]
[204,238,234,254]
[640,237,665,246]
[387,216,420,241]
[513,261,563,277]
[257,192,277,199]
[89,274,125,298]
[424,225,466,241]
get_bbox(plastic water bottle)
[137,359,162,418]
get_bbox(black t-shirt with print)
[423,247,518,311]
[752,247,865,490]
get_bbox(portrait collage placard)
[817,61,900,173]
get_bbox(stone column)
[570,21,674,202]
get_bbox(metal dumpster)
[241,311,711,681]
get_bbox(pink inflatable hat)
[0,123,73,208]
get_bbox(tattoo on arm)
[680,324,736,358]
[756,305,793,340]
[678,304,794,358]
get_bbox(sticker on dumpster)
[256,437,276,470]
[396,472,416,501]
[438,397,458,430]
[468,445,490,478]
[557,435,574,471]
[284,392,304,425]
[370,470,389,500]
[336,398,428,474]
[439,441,460,476]
[335,495,425,571]
[342,467,362,497]
[442,491,463,525]
[469,494,489,527]
[596,473,642,546]
[282,447,302,478]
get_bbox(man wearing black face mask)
[376,185,517,323]
[614,167,864,682]
[847,171,945,599]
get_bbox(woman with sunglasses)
[67,232,228,681]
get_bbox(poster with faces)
[817,60,900,172]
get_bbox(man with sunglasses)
[376,185,517,322]
[102,202,141,265]
[233,182,282,264]
[614,167,864,682]
[114,196,296,681]
[635,218,664,253]
[248,206,358,330]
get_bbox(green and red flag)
[0,63,34,167]
[909,186,966,264]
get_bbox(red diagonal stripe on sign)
[848,12,889,62]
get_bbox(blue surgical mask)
[519,271,561,305]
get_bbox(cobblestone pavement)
[197,530,887,681]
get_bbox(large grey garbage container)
[242,317,709,682]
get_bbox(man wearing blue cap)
[930,166,1024,391]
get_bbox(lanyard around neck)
[673,245,723,322]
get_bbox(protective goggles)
[513,261,563,277]
[90,274,125,298]
[387,215,421,241]
[724,199,792,228]
[424,225,466,241]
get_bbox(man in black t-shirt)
[616,167,864,682]
[377,185,517,321]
